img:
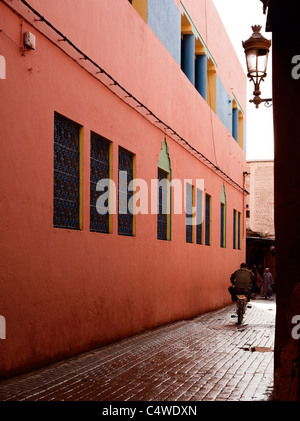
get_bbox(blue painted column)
[232,108,239,142]
[195,54,207,100]
[181,34,195,85]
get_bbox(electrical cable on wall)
[13,0,248,195]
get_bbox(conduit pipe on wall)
[15,0,248,195]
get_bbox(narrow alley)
[0,297,275,402]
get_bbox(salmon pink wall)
[9,0,246,178]
[0,0,247,378]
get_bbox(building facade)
[245,160,275,280]
[246,160,274,238]
[0,0,247,378]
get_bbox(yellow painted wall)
[132,0,147,23]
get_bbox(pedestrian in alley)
[261,267,274,299]
[250,265,260,295]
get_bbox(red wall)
[0,0,247,377]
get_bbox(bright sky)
[212,0,274,161]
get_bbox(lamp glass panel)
[257,49,269,74]
[246,49,257,74]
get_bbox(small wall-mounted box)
[24,31,36,50]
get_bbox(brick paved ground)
[0,297,276,402]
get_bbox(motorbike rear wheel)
[238,304,243,324]
[237,299,245,324]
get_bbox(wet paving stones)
[0,298,276,401]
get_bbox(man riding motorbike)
[228,263,255,302]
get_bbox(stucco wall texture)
[0,0,247,378]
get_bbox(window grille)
[205,194,211,245]
[196,189,203,244]
[238,211,241,250]
[233,209,237,249]
[157,168,168,240]
[186,183,193,243]
[90,132,110,233]
[220,203,225,248]
[53,113,80,230]
[118,147,134,236]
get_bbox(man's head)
[265,267,270,272]
[240,263,248,269]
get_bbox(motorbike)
[236,294,247,324]
[233,289,251,324]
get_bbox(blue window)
[157,168,168,240]
[238,211,241,250]
[90,132,111,233]
[232,107,239,142]
[196,189,203,244]
[118,147,134,236]
[220,203,225,248]
[186,183,193,243]
[233,209,241,249]
[157,138,171,241]
[220,185,226,248]
[205,194,211,246]
[233,209,237,249]
[53,113,80,230]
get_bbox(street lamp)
[242,25,272,108]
